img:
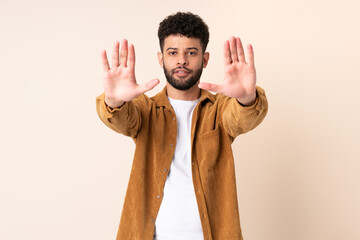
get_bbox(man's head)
[157,12,210,91]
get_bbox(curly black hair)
[158,12,209,53]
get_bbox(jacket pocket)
[198,127,226,171]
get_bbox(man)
[96,12,268,240]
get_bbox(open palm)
[199,36,257,106]
[101,39,159,108]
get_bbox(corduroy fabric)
[96,86,268,240]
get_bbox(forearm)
[223,86,268,138]
[96,93,141,138]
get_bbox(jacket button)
[192,162,195,166]
[151,218,155,223]
[170,144,174,148]
[156,194,161,199]
[163,168,167,173]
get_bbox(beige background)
[1,0,359,239]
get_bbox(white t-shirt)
[153,97,204,240]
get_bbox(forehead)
[163,34,202,50]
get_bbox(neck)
[166,82,201,100]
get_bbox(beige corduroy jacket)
[96,86,268,240]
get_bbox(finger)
[136,78,160,95]
[223,40,231,66]
[229,36,238,63]
[246,44,255,66]
[198,82,223,94]
[236,37,246,63]
[128,43,135,70]
[101,50,110,71]
[111,41,120,68]
[120,39,128,67]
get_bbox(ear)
[202,52,210,68]
[157,52,164,68]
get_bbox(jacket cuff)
[96,93,129,119]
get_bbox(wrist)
[236,92,257,106]
[105,97,125,109]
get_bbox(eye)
[188,51,197,56]
[169,51,177,56]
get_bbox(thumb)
[137,78,160,95]
[198,82,223,94]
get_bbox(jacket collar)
[152,86,216,108]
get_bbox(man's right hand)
[101,39,160,109]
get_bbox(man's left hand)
[198,36,257,106]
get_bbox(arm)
[221,86,268,138]
[96,39,159,137]
[199,36,268,137]
[96,93,143,138]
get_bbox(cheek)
[163,58,176,68]
[194,58,204,68]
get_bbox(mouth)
[173,68,191,77]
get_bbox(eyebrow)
[166,47,199,51]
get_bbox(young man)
[96,12,268,240]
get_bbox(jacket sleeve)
[222,86,268,138]
[96,93,142,139]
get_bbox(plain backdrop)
[1,0,359,239]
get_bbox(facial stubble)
[163,63,203,91]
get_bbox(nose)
[177,53,188,66]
